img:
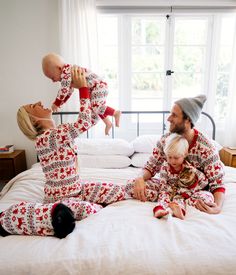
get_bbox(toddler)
[42,53,121,135]
[153,133,214,220]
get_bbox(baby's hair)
[164,133,189,157]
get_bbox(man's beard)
[170,122,186,135]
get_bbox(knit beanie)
[174,95,207,125]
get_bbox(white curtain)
[223,22,236,147]
[58,0,98,111]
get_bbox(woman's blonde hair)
[17,107,38,141]
[164,133,189,157]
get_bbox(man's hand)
[133,177,147,202]
[195,200,221,214]
[71,66,87,89]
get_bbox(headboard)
[53,111,216,140]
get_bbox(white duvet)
[0,164,236,275]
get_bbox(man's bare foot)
[169,202,185,220]
[114,110,121,127]
[104,121,113,135]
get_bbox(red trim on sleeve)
[213,187,225,194]
[53,98,63,107]
[79,87,90,99]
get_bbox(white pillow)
[131,153,151,168]
[79,155,131,168]
[75,138,134,156]
[131,135,161,153]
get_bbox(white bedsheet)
[0,164,236,275]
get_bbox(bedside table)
[0,150,27,187]
[219,147,236,168]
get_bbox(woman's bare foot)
[169,202,185,220]
[114,110,121,127]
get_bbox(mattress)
[0,163,236,275]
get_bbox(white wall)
[0,0,60,168]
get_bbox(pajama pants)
[153,190,214,215]
[90,81,115,119]
[79,181,126,205]
[125,178,161,202]
[126,178,214,215]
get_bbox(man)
[133,95,225,214]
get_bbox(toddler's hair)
[164,133,189,157]
[52,203,76,239]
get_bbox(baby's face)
[44,66,61,82]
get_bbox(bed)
[0,111,236,275]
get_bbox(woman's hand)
[71,66,87,89]
[133,177,147,202]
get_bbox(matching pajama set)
[35,86,125,225]
[153,160,214,216]
[53,63,115,119]
[0,198,102,236]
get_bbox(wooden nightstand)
[219,147,236,168]
[0,150,27,188]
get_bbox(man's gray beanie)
[174,95,207,125]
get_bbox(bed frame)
[53,111,216,140]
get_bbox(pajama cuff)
[99,106,115,119]
[212,187,225,194]
[153,205,164,214]
[79,87,90,99]
[53,98,63,107]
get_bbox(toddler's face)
[166,154,185,171]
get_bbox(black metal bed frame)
[53,111,216,140]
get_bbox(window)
[97,12,236,128]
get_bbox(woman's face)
[24,102,52,119]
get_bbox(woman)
[17,67,125,205]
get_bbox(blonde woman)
[153,133,214,220]
[17,67,125,206]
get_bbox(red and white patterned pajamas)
[36,86,124,216]
[53,64,115,119]
[153,161,214,215]
[0,199,102,236]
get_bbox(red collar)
[169,163,183,174]
[189,128,198,150]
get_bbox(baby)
[42,53,121,135]
[0,198,102,238]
